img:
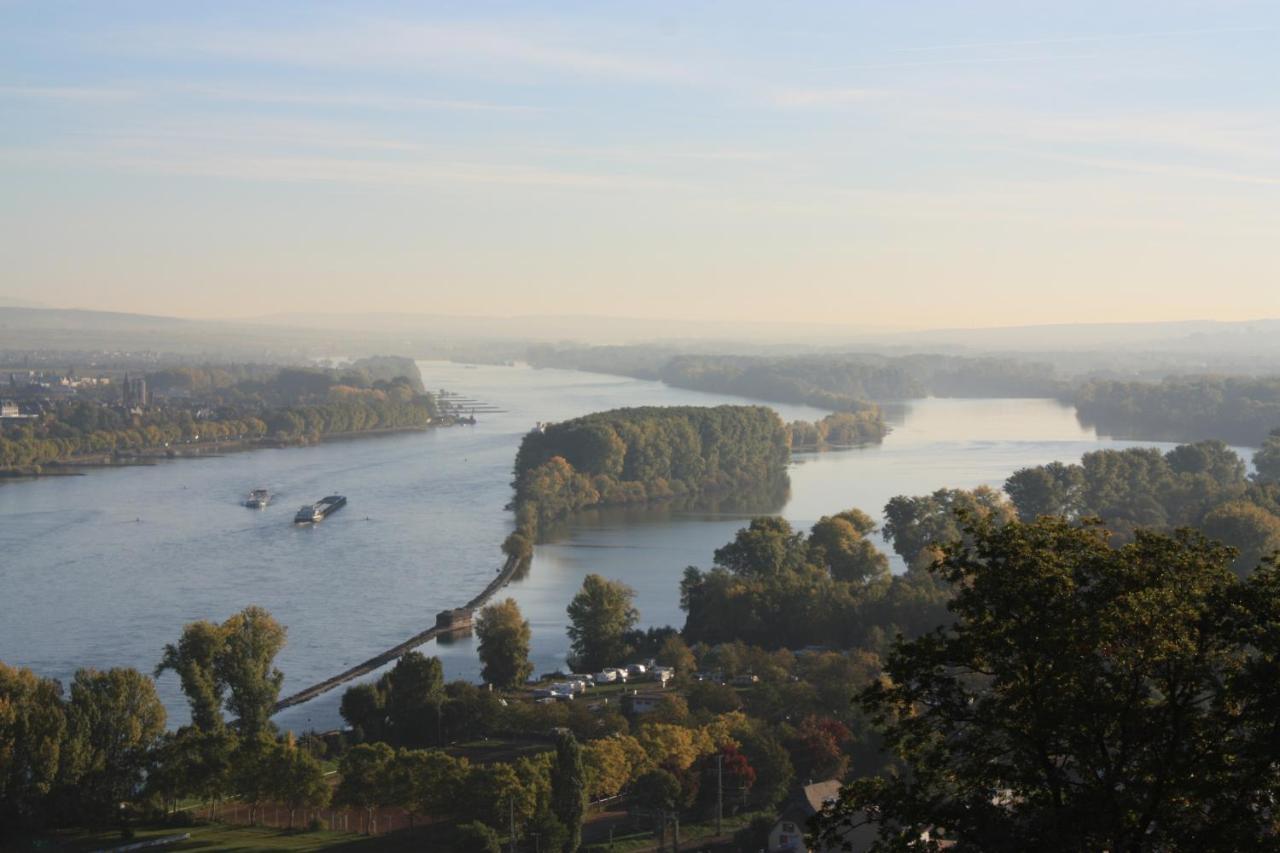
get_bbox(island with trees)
[509,405,791,543]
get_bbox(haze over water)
[0,362,1183,731]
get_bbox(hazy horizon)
[3,2,1278,326]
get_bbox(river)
[0,362,1188,732]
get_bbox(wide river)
[1,362,1186,731]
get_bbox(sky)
[1,1,1278,329]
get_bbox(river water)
[0,362,1186,731]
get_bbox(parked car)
[594,671,617,684]
[627,663,647,678]
[731,673,760,686]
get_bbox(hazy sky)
[2,2,1277,328]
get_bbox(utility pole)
[716,752,724,837]
[509,796,516,853]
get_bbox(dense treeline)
[0,390,436,469]
[679,491,1013,652]
[787,410,887,449]
[813,517,1280,852]
[511,406,790,540]
[1005,439,1280,574]
[146,356,425,402]
[1071,375,1280,444]
[527,347,1065,409]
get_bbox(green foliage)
[476,598,534,689]
[788,411,888,449]
[0,361,437,470]
[681,512,908,650]
[0,662,67,829]
[1004,441,1280,565]
[513,405,790,539]
[62,667,167,821]
[384,652,444,749]
[454,820,503,853]
[882,486,1014,568]
[550,732,587,852]
[1255,428,1280,484]
[338,683,385,744]
[155,620,226,731]
[333,742,395,825]
[813,516,1280,852]
[215,606,286,738]
[1072,375,1280,444]
[633,767,682,813]
[566,575,639,672]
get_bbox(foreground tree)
[155,620,227,732]
[335,742,395,834]
[566,574,639,672]
[62,667,167,822]
[0,663,66,830]
[476,598,534,689]
[812,516,1280,853]
[215,606,286,738]
[384,652,444,748]
[549,731,587,852]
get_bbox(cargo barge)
[294,495,346,523]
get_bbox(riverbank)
[0,420,475,480]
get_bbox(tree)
[335,742,395,834]
[809,513,889,584]
[655,634,697,677]
[1004,462,1084,521]
[633,768,681,813]
[583,735,645,800]
[1202,500,1280,575]
[813,516,1280,852]
[476,598,534,689]
[339,683,386,743]
[790,715,852,781]
[1255,429,1280,483]
[566,575,638,672]
[549,732,587,852]
[273,740,329,828]
[62,667,166,822]
[0,662,66,829]
[882,486,1013,568]
[230,734,277,826]
[454,820,502,852]
[384,652,444,748]
[215,606,286,738]
[713,516,807,578]
[155,620,226,731]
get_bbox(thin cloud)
[132,19,690,83]
[771,87,886,108]
[894,25,1271,53]
[182,86,540,114]
[0,85,138,101]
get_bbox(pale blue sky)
[1,2,1277,328]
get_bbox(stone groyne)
[272,553,522,714]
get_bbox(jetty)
[272,553,522,714]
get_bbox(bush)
[307,817,326,832]
[454,820,502,853]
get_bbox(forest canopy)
[512,405,790,538]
